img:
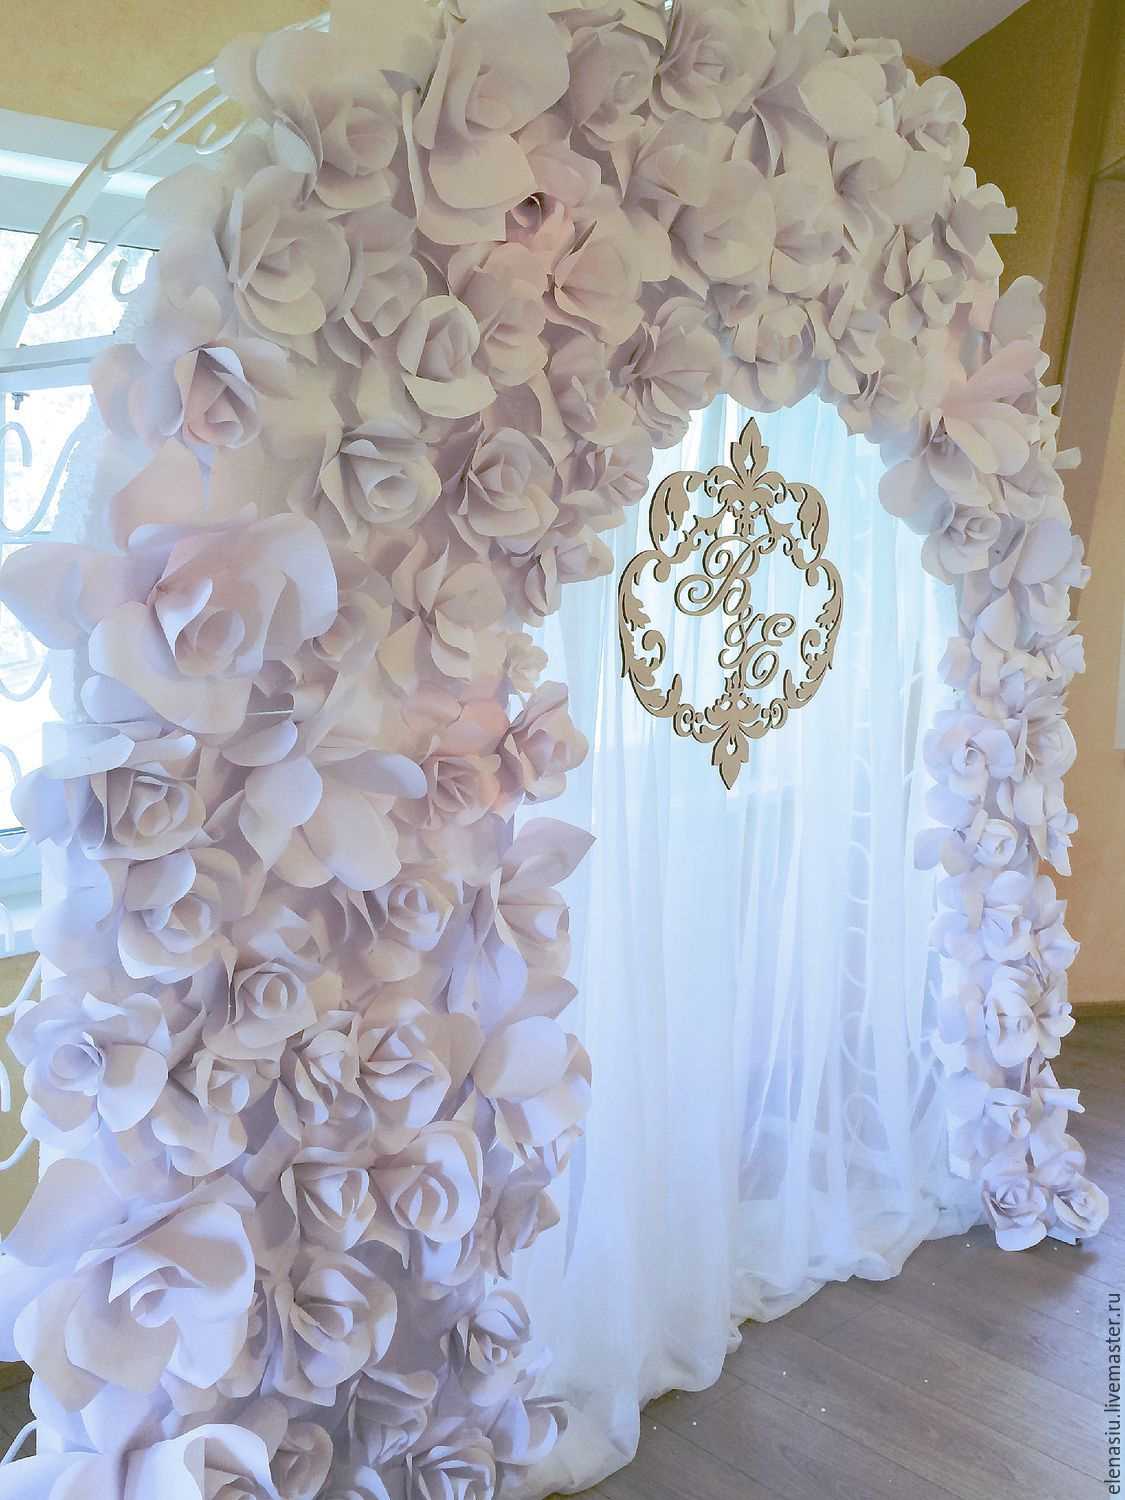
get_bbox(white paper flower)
[353,1366,439,1466]
[318,422,442,538]
[120,846,244,980]
[266,1248,396,1406]
[206,957,318,1060]
[396,296,496,420]
[125,1424,283,1500]
[407,0,569,244]
[10,983,169,1148]
[405,1427,495,1500]
[474,1017,591,1154]
[448,428,559,557]
[981,1149,1049,1251]
[218,29,400,212]
[499,682,587,811]
[612,296,721,447]
[0,1162,256,1411]
[379,540,507,687]
[654,0,748,120]
[370,1121,483,1255]
[447,242,549,389]
[450,1290,534,1407]
[220,165,351,344]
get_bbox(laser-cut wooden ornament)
[618,416,843,790]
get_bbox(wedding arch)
[0,0,1106,1496]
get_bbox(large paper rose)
[151,1044,272,1176]
[484,1164,560,1280]
[13,723,203,862]
[370,1121,484,1258]
[236,730,423,893]
[499,682,587,811]
[612,296,721,446]
[378,540,507,688]
[654,0,748,120]
[394,296,496,420]
[567,13,656,143]
[448,428,559,558]
[120,846,244,980]
[206,956,318,1060]
[219,29,400,212]
[981,1149,1049,1252]
[450,1290,535,1407]
[548,215,644,345]
[0,1163,255,1410]
[365,869,461,982]
[475,1017,591,1154]
[318,421,442,539]
[124,1424,283,1500]
[406,0,569,244]
[405,1428,496,1500]
[10,983,169,1148]
[548,333,637,447]
[287,1163,376,1252]
[447,242,549,389]
[219,165,351,345]
[94,301,290,456]
[265,1248,396,1406]
[327,206,427,364]
[353,1366,439,1466]
[0,450,339,738]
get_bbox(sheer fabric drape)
[513,394,980,1499]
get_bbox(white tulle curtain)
[513,393,981,1498]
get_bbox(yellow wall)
[0,1,322,131]
[0,956,37,1235]
[948,0,1125,1008]
[944,0,1120,373]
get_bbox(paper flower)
[265,1248,396,1405]
[499,682,587,810]
[10,983,169,1148]
[218,29,400,212]
[450,1290,535,1407]
[318,421,442,538]
[370,1121,484,1254]
[406,0,569,244]
[405,1427,496,1500]
[0,1162,256,1409]
[395,296,496,420]
[448,428,559,558]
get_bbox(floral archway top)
[0,0,1104,1496]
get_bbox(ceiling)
[838,0,1032,66]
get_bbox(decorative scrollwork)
[618,416,843,790]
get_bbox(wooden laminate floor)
[561,1014,1125,1500]
[0,1023,1118,1496]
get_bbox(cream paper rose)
[219,29,400,212]
[406,0,569,244]
[265,1247,396,1406]
[0,1162,256,1411]
[369,1120,484,1261]
[10,983,169,1149]
[449,428,559,558]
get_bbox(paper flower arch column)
[0,1,1106,1496]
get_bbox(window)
[0,110,174,951]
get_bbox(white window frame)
[0,110,191,954]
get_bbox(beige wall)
[944,0,1120,372]
[948,0,1125,1007]
[0,1,322,131]
[1054,186,1125,1008]
[0,956,36,1236]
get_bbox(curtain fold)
[513,394,981,1499]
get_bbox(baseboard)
[1072,1000,1125,1019]
[0,1363,29,1392]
